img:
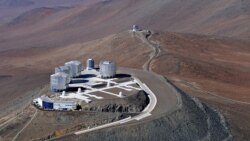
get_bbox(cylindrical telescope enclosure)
[55,66,70,75]
[55,66,71,83]
[99,61,116,78]
[65,60,82,77]
[86,58,95,70]
[50,72,69,92]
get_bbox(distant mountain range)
[0,0,99,7]
[0,0,100,26]
[0,0,249,52]
[0,0,34,6]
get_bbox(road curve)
[74,72,159,135]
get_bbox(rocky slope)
[54,83,232,141]
[82,90,149,113]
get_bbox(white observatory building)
[65,60,82,78]
[86,58,95,70]
[50,72,70,92]
[55,66,70,75]
[36,96,76,110]
[55,66,71,83]
[99,61,116,78]
[133,25,140,32]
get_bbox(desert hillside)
[0,0,250,140]
[0,30,249,140]
[0,0,250,51]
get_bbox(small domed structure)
[86,58,95,70]
[133,25,140,32]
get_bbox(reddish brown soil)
[0,0,250,52]
[150,32,250,102]
[0,31,151,116]
[148,32,250,140]
[0,0,249,139]
[0,31,249,140]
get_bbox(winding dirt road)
[12,109,38,141]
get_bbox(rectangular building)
[53,101,77,110]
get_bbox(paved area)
[119,68,179,118]
[73,68,179,135]
[58,70,143,102]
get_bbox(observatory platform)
[34,59,143,111]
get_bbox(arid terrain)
[0,0,249,140]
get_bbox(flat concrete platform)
[88,91,115,100]
[53,68,179,140]
[104,88,138,97]
[55,70,144,103]
[118,68,179,118]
